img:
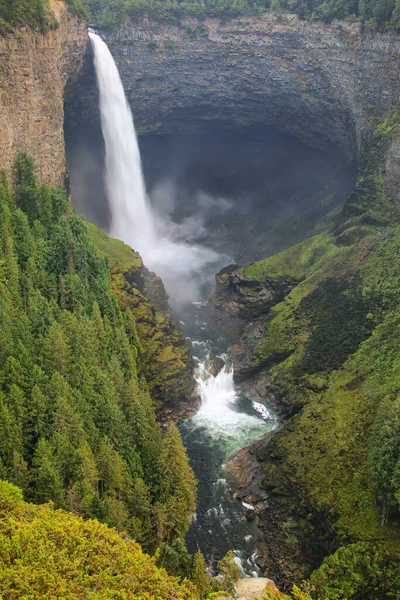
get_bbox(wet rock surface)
[227,432,333,591]
[211,265,300,320]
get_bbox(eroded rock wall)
[0,2,87,187]
[71,14,400,166]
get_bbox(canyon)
[1,5,400,594]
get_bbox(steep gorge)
[2,7,400,596]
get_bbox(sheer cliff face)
[0,4,87,187]
[70,13,400,201]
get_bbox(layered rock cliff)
[0,1,87,187]
[68,13,400,198]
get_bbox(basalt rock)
[68,13,400,203]
[0,1,87,187]
[211,266,300,320]
[205,354,225,377]
[227,431,337,591]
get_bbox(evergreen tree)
[32,438,65,507]
[160,423,196,541]
[217,550,242,596]
[192,549,210,599]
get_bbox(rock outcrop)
[0,1,87,187]
[68,12,400,200]
[216,577,281,600]
[210,265,300,321]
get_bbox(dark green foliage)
[0,0,86,34]
[309,542,400,599]
[297,277,372,374]
[157,537,192,578]
[270,0,400,30]
[82,0,265,28]
[0,155,196,556]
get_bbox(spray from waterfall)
[88,31,219,304]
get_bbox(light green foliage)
[309,542,400,599]
[216,550,241,595]
[241,231,343,281]
[192,550,211,599]
[0,155,196,558]
[0,0,86,34]
[0,479,195,598]
[159,423,197,541]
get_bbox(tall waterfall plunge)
[88,30,277,571]
[88,31,219,303]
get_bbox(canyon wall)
[70,13,400,200]
[0,2,87,187]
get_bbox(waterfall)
[88,31,219,303]
[88,31,157,254]
[194,361,271,440]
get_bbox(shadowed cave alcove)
[64,42,357,268]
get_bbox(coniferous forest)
[0,155,197,578]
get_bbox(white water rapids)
[88,30,277,572]
[88,31,219,303]
[195,361,272,452]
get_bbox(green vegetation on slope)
[2,0,400,35]
[86,223,195,413]
[72,0,400,30]
[251,188,400,544]
[269,0,400,30]
[0,0,86,35]
[222,119,400,595]
[0,479,195,599]
[0,155,196,561]
[82,0,265,28]
[231,200,400,594]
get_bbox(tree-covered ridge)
[0,155,196,557]
[2,0,399,34]
[269,0,400,29]
[72,0,400,30]
[0,0,86,34]
[83,0,265,28]
[0,479,195,599]
[87,224,196,417]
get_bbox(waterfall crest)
[89,31,218,303]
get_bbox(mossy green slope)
[260,229,400,499]
[221,173,400,591]
[87,224,195,419]
[0,480,194,599]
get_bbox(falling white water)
[193,362,272,454]
[88,30,156,252]
[88,31,219,302]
